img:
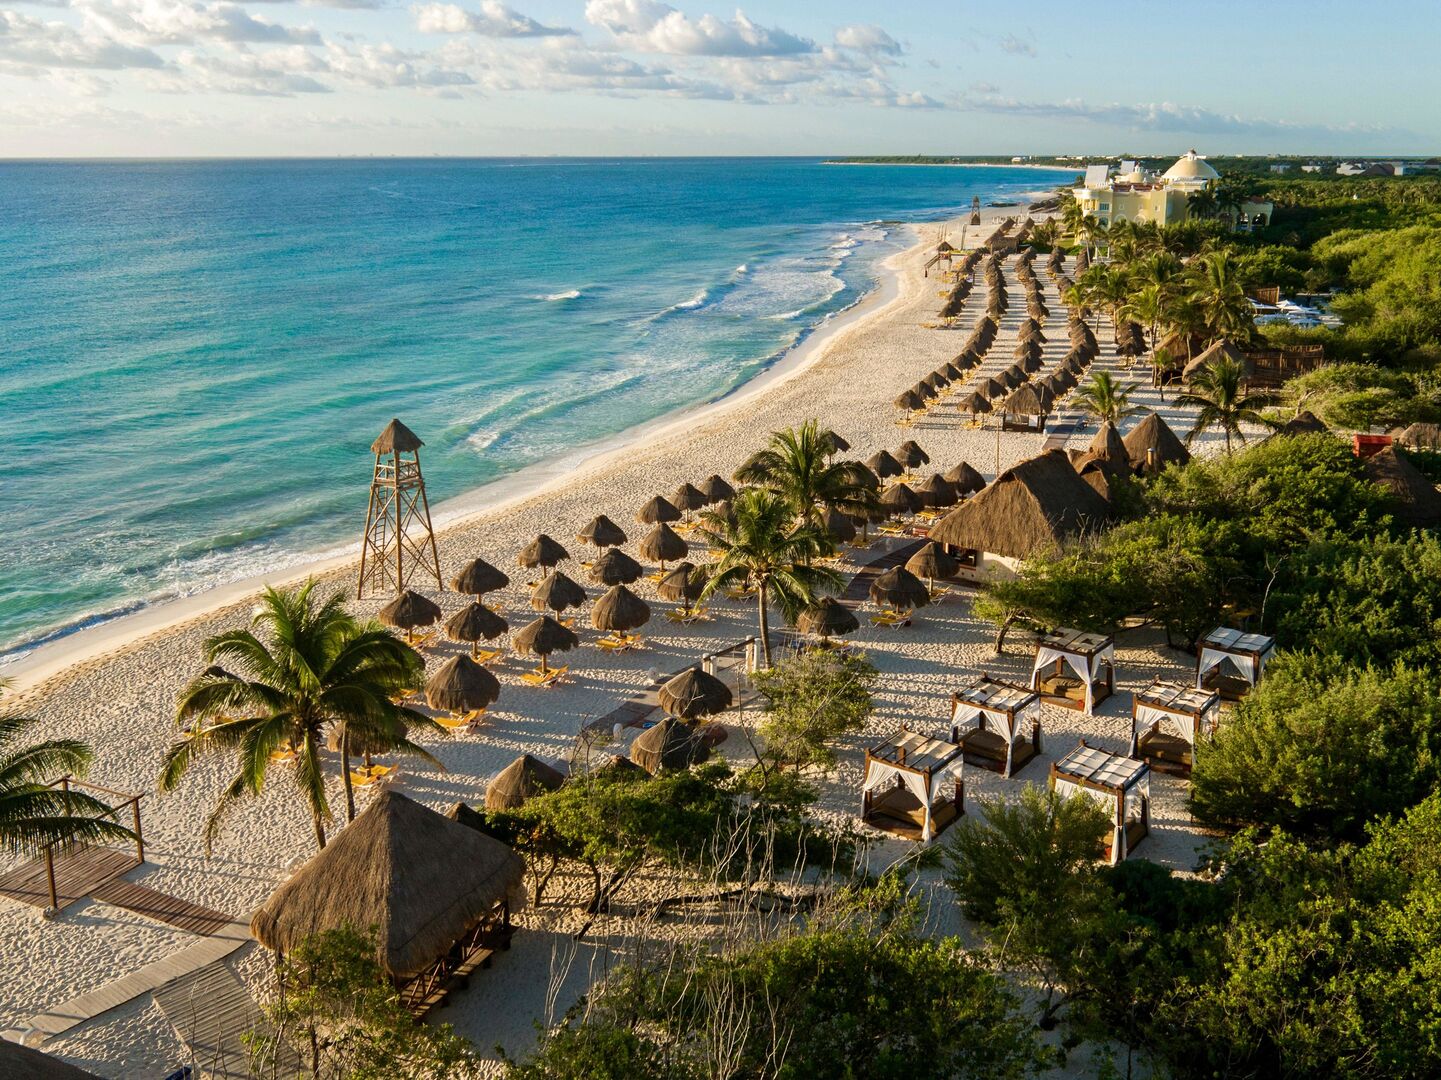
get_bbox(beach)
[1,204,1239,1078]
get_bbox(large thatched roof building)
[1364,446,1441,528]
[252,791,525,1012]
[928,450,1110,582]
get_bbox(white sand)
[1,207,1250,1077]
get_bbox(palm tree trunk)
[756,581,772,668]
[312,812,327,851]
[340,728,356,823]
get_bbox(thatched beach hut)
[251,791,525,1014]
[796,597,860,640]
[630,717,709,775]
[1363,446,1441,528]
[1124,412,1191,475]
[485,754,565,811]
[658,667,733,720]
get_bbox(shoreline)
[824,161,1080,173]
[0,227,917,698]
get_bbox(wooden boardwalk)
[841,540,924,603]
[91,879,234,937]
[0,845,137,911]
[154,961,300,1080]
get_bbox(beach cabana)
[630,716,709,774]
[861,729,965,842]
[518,534,569,571]
[1030,628,1114,714]
[658,667,733,721]
[639,522,689,570]
[251,791,524,1015]
[531,570,586,614]
[1128,679,1221,776]
[451,558,510,597]
[1049,743,1150,865]
[949,675,1041,777]
[577,515,627,549]
[1001,383,1052,433]
[928,450,1110,584]
[485,754,565,811]
[1123,412,1191,475]
[1197,626,1275,699]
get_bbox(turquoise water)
[0,158,1069,656]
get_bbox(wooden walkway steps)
[21,922,252,1044]
[154,961,300,1080]
[90,879,234,937]
[0,846,137,912]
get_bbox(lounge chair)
[870,608,913,628]
[521,665,569,687]
[664,607,709,625]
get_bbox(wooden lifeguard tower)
[969,195,982,226]
[358,419,443,599]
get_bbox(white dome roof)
[1163,150,1220,182]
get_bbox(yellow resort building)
[1072,150,1273,229]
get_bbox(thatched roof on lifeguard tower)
[251,790,525,980]
[371,418,424,455]
[929,450,1110,559]
[1364,446,1441,528]
[1124,412,1191,474]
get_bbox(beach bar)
[949,675,1041,777]
[251,791,524,1017]
[861,729,965,842]
[1030,628,1115,713]
[1128,679,1221,776]
[1049,743,1150,865]
[1196,627,1275,699]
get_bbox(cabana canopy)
[1049,743,1150,866]
[1128,680,1221,776]
[1030,628,1115,714]
[1197,627,1275,698]
[861,729,965,842]
[949,675,1041,777]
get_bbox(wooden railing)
[39,777,144,911]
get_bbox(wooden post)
[45,846,58,912]
[132,798,144,864]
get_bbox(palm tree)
[697,489,843,667]
[733,420,876,528]
[161,581,440,853]
[1177,355,1274,454]
[0,680,134,859]
[1119,283,1166,356]
[1189,250,1255,344]
[1058,189,1084,243]
[1074,371,1141,425]
[1080,215,1110,259]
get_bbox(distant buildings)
[1070,150,1274,230]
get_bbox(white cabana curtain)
[863,759,940,841]
[1053,778,1126,865]
[1032,644,1114,713]
[1197,646,1271,688]
[951,701,1040,774]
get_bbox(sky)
[2,0,1437,157]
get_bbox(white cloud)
[585,1,814,58]
[411,1,572,37]
[80,0,322,47]
[833,24,901,58]
[997,33,1035,57]
[0,9,165,68]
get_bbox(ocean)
[0,158,1070,658]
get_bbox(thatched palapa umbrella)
[880,483,923,517]
[913,380,938,402]
[672,482,708,513]
[699,474,737,503]
[944,461,987,494]
[819,506,857,544]
[915,473,959,508]
[981,377,1006,401]
[897,440,930,468]
[513,615,579,674]
[1087,421,1128,466]
[532,570,586,614]
[905,542,960,592]
[518,534,569,571]
[637,495,681,525]
[895,389,925,413]
[588,547,643,586]
[378,590,442,643]
[922,371,948,392]
[959,391,991,417]
[639,522,688,570]
[658,667,732,720]
[446,602,508,658]
[425,654,500,716]
[869,566,930,613]
[820,430,851,454]
[590,584,650,635]
[451,558,510,597]
[251,791,524,980]
[796,597,859,640]
[867,450,903,479]
[577,515,627,549]
[658,562,706,613]
[942,361,964,381]
[630,716,709,775]
[485,755,564,811]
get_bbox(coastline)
[0,227,917,698]
[824,161,1080,173]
